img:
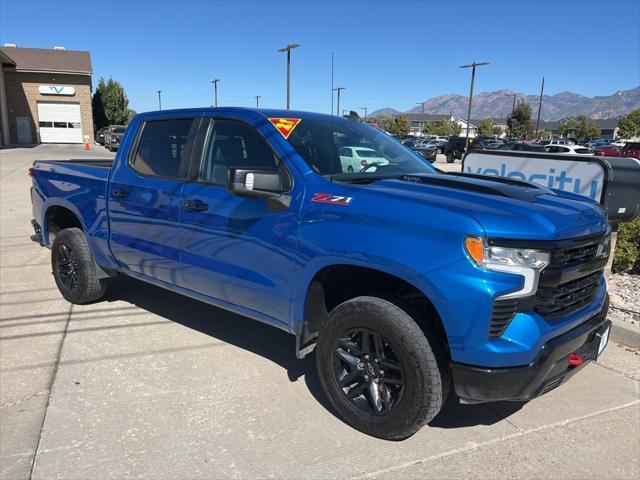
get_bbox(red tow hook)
[568,353,583,366]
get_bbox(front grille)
[550,243,599,266]
[489,298,519,337]
[535,270,603,319]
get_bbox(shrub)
[612,216,640,274]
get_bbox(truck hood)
[366,173,607,240]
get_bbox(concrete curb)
[610,320,640,349]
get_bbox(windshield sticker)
[268,118,301,139]
[310,193,353,206]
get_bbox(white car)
[548,139,575,145]
[545,145,593,155]
[339,146,388,173]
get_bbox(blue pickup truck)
[30,108,612,439]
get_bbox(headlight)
[465,236,549,299]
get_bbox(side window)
[200,119,284,186]
[131,118,199,178]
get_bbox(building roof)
[404,113,453,123]
[0,47,92,74]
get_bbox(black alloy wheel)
[332,328,405,414]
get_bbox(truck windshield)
[285,117,436,181]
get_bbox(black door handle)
[184,200,208,212]
[112,188,129,198]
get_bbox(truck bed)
[37,158,114,168]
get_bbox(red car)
[593,144,622,157]
[620,142,640,159]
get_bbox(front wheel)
[316,296,446,440]
[446,152,455,163]
[52,228,107,304]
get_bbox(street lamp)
[360,107,368,121]
[211,79,220,108]
[278,43,300,109]
[254,95,261,109]
[157,90,162,111]
[333,87,345,116]
[460,61,490,152]
[415,101,425,135]
[535,77,545,140]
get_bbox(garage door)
[37,103,83,143]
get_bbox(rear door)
[179,117,302,325]
[108,116,202,286]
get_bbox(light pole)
[415,101,425,135]
[360,107,368,121]
[211,79,220,107]
[535,77,545,140]
[278,43,300,109]
[254,95,261,109]
[333,87,345,116]
[157,90,162,111]
[460,61,489,152]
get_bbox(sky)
[1,0,639,114]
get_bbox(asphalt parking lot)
[1,145,639,480]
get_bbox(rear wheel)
[52,228,107,304]
[316,296,445,440]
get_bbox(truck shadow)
[104,275,524,431]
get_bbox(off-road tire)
[51,228,107,304]
[316,296,445,440]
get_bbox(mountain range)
[370,86,640,121]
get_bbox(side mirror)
[227,168,283,199]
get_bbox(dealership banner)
[463,151,608,203]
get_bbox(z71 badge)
[310,193,353,206]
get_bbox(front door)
[109,117,201,286]
[17,117,32,144]
[180,118,301,325]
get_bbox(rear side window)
[131,118,199,178]
[574,148,591,154]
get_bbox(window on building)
[53,122,67,128]
[131,118,199,179]
[38,121,53,128]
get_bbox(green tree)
[536,128,551,140]
[478,119,493,137]
[92,76,133,130]
[383,115,411,135]
[506,100,532,139]
[424,119,461,136]
[574,115,600,142]
[617,109,640,140]
[492,125,503,137]
[558,119,575,138]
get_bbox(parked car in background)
[423,139,447,154]
[620,142,640,159]
[585,139,612,149]
[593,145,622,157]
[497,142,548,152]
[548,139,575,146]
[444,136,468,163]
[402,139,437,163]
[105,125,126,152]
[339,146,388,172]
[95,126,108,145]
[545,145,593,155]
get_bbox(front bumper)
[451,295,610,403]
